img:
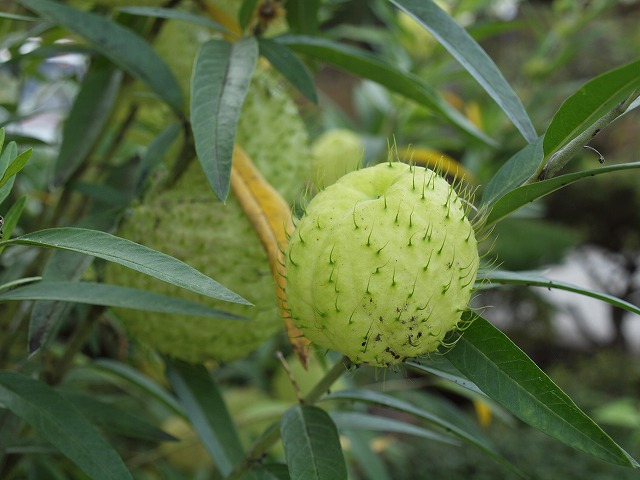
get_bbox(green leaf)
[166,360,246,477]
[0,141,18,205]
[116,6,228,31]
[0,140,16,176]
[281,405,347,480]
[252,464,291,480]
[258,38,317,103]
[69,181,130,207]
[543,58,640,159]
[485,161,640,225]
[0,372,133,480]
[90,359,183,415]
[285,0,320,35]
[276,35,496,147]
[330,411,458,445]
[405,358,485,396]
[27,215,115,355]
[0,281,246,318]
[480,136,544,208]
[0,11,37,21]
[238,0,260,29]
[18,0,184,112]
[0,147,31,188]
[53,63,122,186]
[325,389,519,474]
[342,431,391,480]
[61,391,177,442]
[0,196,26,246]
[445,314,639,467]
[191,37,258,201]
[0,128,4,151]
[390,0,537,143]
[479,270,640,317]
[134,122,181,196]
[0,227,250,305]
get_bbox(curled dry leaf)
[230,145,311,367]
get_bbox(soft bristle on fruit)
[285,161,479,367]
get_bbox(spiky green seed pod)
[107,68,309,363]
[107,161,280,363]
[311,129,364,188]
[285,162,478,367]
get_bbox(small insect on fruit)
[285,161,480,367]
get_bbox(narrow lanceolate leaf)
[0,140,17,176]
[445,314,639,467]
[191,37,258,202]
[342,431,392,480]
[231,146,310,366]
[0,147,32,188]
[0,196,26,246]
[0,372,133,480]
[543,58,640,160]
[479,270,640,317]
[0,281,245,319]
[258,38,318,103]
[0,141,18,205]
[134,123,181,196]
[116,6,229,32]
[0,11,37,21]
[90,359,183,415]
[61,392,177,442]
[238,0,260,29]
[166,360,246,478]
[390,0,537,143]
[18,0,184,112]
[54,64,122,186]
[330,411,459,445]
[0,227,250,304]
[406,359,485,397]
[276,35,496,147]
[480,136,544,208]
[281,405,347,480]
[325,389,519,474]
[484,161,640,225]
[28,214,115,355]
[285,0,320,34]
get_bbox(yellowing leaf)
[473,398,493,428]
[201,2,242,40]
[230,145,311,367]
[397,146,475,183]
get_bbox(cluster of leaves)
[0,0,639,479]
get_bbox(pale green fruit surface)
[108,161,280,363]
[286,162,479,367]
[311,129,364,188]
[108,68,309,363]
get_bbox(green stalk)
[224,356,351,480]
[531,91,640,182]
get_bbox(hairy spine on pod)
[285,162,479,367]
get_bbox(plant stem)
[531,91,640,181]
[44,306,104,385]
[224,356,351,480]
